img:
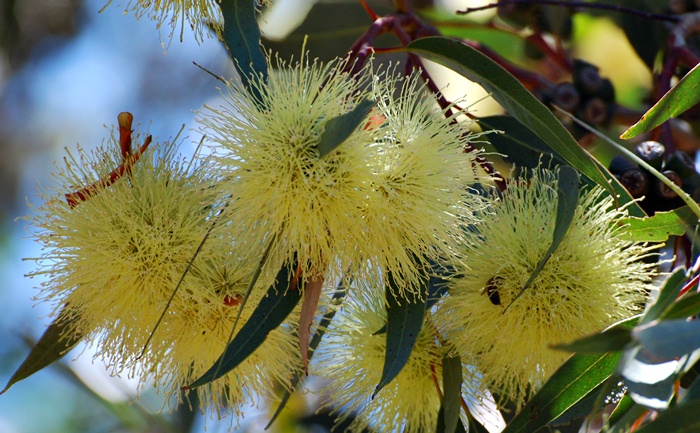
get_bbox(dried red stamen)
[65,135,152,207]
[117,112,134,160]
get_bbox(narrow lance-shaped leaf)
[374,261,452,335]
[621,62,700,139]
[639,267,687,326]
[221,0,267,101]
[2,309,82,394]
[316,99,376,158]
[661,292,700,320]
[501,351,623,433]
[441,353,463,433]
[552,316,639,354]
[478,115,568,170]
[404,37,617,200]
[185,261,303,389]
[374,263,429,396]
[505,165,579,312]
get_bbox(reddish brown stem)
[360,0,379,20]
[65,136,152,207]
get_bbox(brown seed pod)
[620,168,649,198]
[657,170,683,199]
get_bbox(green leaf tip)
[317,99,376,159]
[2,312,82,395]
[373,265,429,397]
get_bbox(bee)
[482,276,502,306]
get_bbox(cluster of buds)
[610,141,700,213]
[545,60,616,133]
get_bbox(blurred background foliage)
[0,0,680,432]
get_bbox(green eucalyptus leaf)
[373,262,452,336]
[317,99,375,158]
[501,351,622,433]
[553,327,633,354]
[1,309,82,394]
[465,412,489,433]
[505,165,579,311]
[374,265,429,396]
[478,115,568,169]
[640,268,687,326]
[221,0,267,101]
[619,206,696,242]
[632,320,700,361]
[622,62,700,139]
[436,406,468,433]
[441,353,462,433]
[660,292,700,321]
[186,261,302,389]
[404,37,616,199]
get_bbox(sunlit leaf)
[374,264,429,396]
[633,320,700,361]
[505,165,579,311]
[186,261,302,389]
[317,99,375,158]
[621,62,700,139]
[404,37,616,199]
[553,319,636,354]
[640,267,687,326]
[2,310,82,394]
[618,206,695,242]
[660,292,700,320]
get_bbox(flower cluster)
[23,53,662,432]
[201,58,486,295]
[26,122,299,416]
[439,167,658,407]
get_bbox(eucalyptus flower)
[359,73,488,295]
[439,167,657,407]
[312,276,477,433]
[199,56,376,281]
[101,0,224,42]
[25,121,299,415]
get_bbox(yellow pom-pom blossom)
[312,277,476,432]
[102,0,224,42]
[358,74,488,296]
[439,167,657,406]
[199,57,377,281]
[25,125,299,414]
